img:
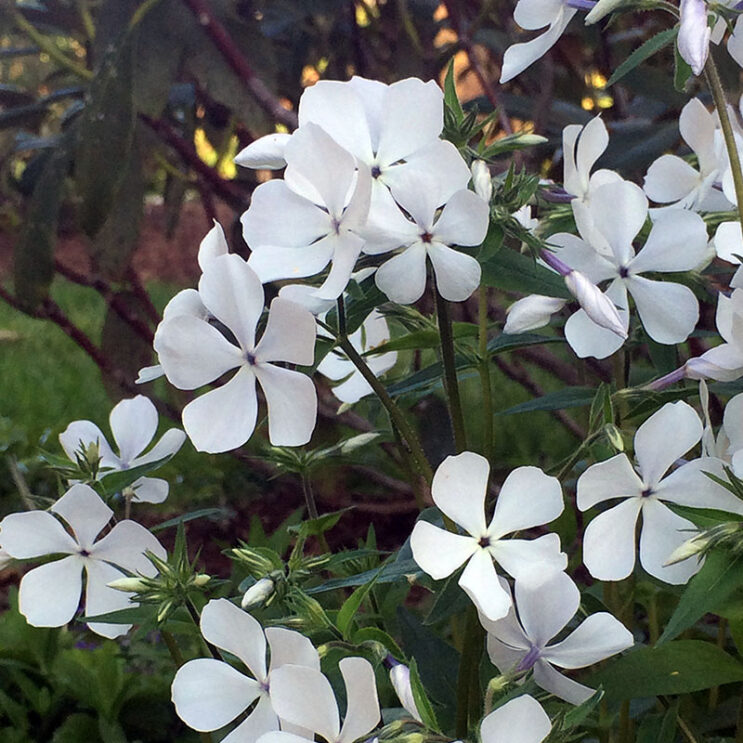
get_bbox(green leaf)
[306,557,421,594]
[366,324,478,355]
[443,58,464,123]
[352,626,404,659]
[587,640,743,701]
[561,688,604,729]
[409,658,441,732]
[497,386,596,415]
[288,507,352,539]
[606,28,678,87]
[673,41,693,92]
[151,508,226,532]
[79,606,153,625]
[480,248,570,298]
[486,332,563,354]
[97,453,175,495]
[337,570,381,640]
[657,551,743,644]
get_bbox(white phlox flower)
[479,694,551,743]
[0,483,165,638]
[699,380,730,460]
[363,170,489,304]
[482,571,633,704]
[257,656,380,743]
[410,451,566,621]
[317,310,397,404]
[686,287,743,381]
[153,254,317,453]
[721,393,743,475]
[503,295,567,334]
[59,395,186,504]
[678,0,711,75]
[644,98,731,213]
[242,123,371,300]
[171,598,320,742]
[551,179,706,358]
[500,0,578,83]
[577,401,743,584]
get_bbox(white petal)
[724,393,743,449]
[198,221,230,271]
[630,211,708,273]
[136,364,164,384]
[480,695,551,743]
[59,421,117,467]
[255,297,316,365]
[92,519,166,575]
[269,665,340,742]
[330,372,374,404]
[432,190,489,247]
[504,295,566,334]
[224,695,279,743]
[533,660,595,705]
[576,117,609,185]
[130,477,169,504]
[715,221,743,264]
[410,521,478,579]
[728,14,743,68]
[279,284,335,317]
[254,364,317,446]
[490,533,567,581]
[564,280,628,359]
[234,133,290,169]
[199,254,264,351]
[489,466,563,539]
[429,242,481,303]
[348,77,387,150]
[514,0,563,28]
[52,484,112,551]
[514,570,579,647]
[576,454,643,511]
[627,276,699,345]
[486,636,529,674]
[634,401,702,487]
[162,288,208,322]
[83,559,134,638]
[643,155,701,204]
[172,658,259,732]
[431,451,489,536]
[500,8,577,83]
[375,243,428,304]
[639,499,702,584]
[154,314,243,390]
[680,97,717,172]
[266,627,320,673]
[182,366,258,453]
[132,427,187,467]
[248,240,335,284]
[109,396,157,464]
[200,598,268,679]
[460,549,512,621]
[656,457,743,514]
[19,556,82,627]
[544,612,633,669]
[314,233,366,300]
[338,657,380,743]
[241,179,332,249]
[0,511,77,558]
[549,233,617,283]
[582,499,642,581]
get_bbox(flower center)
[517,645,541,672]
[79,548,90,557]
[246,352,257,366]
[619,265,630,278]
[641,487,654,498]
[478,535,491,548]
[371,165,381,179]
[421,231,433,243]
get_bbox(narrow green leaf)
[352,626,404,659]
[673,42,693,92]
[409,658,441,732]
[443,58,464,123]
[607,28,678,87]
[97,453,175,495]
[480,248,570,298]
[151,508,225,532]
[497,386,596,415]
[337,570,381,640]
[79,606,152,625]
[305,558,421,594]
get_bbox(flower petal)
[576,453,643,511]
[480,695,551,743]
[132,427,187,467]
[234,132,290,170]
[109,396,158,464]
[714,221,743,264]
[431,451,490,536]
[338,657,380,743]
[375,243,428,304]
[198,220,230,271]
[564,280,628,359]
[254,364,317,446]
[489,466,563,539]
[83,559,134,638]
[549,233,617,283]
[533,660,595,705]
[634,401,702,487]
[19,556,82,627]
[459,549,512,621]
[643,154,701,205]
[656,457,743,514]
[172,658,259,732]
[490,534,567,581]
[0,511,77,558]
[130,477,169,504]
[255,297,316,365]
[92,519,166,575]
[486,636,529,674]
[582,499,642,581]
[314,233,366,300]
[182,366,258,453]
[266,627,320,673]
[544,612,633,669]
[515,570,579,647]
[629,210,708,274]
[433,190,489,247]
[588,180,647,266]
[52,484,112,551]
[627,276,699,345]
[59,421,117,468]
[514,0,563,28]
[410,521,478,579]
[223,695,278,743]
[503,295,566,334]
[428,242,482,303]
[248,239,335,284]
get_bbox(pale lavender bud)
[471,160,493,203]
[389,663,422,722]
[504,295,567,334]
[241,577,275,610]
[678,0,711,76]
[564,270,627,338]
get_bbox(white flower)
[410,452,566,621]
[154,254,317,452]
[258,657,380,743]
[500,0,578,83]
[678,0,711,75]
[503,295,567,334]
[388,663,422,722]
[242,123,371,300]
[317,310,397,404]
[721,393,743,475]
[480,695,551,743]
[552,180,706,358]
[577,401,743,584]
[483,571,633,704]
[644,98,731,212]
[59,396,186,504]
[172,598,320,741]
[728,15,743,68]
[471,159,493,202]
[0,483,165,638]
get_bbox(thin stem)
[301,472,319,520]
[455,605,485,737]
[478,288,493,462]
[705,53,743,233]
[434,288,467,453]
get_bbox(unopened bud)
[241,577,275,610]
[389,663,422,722]
[193,573,211,587]
[504,295,566,334]
[564,270,627,338]
[471,160,493,203]
[664,533,709,566]
[107,576,150,593]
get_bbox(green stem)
[455,605,484,737]
[434,288,467,453]
[478,288,493,462]
[705,53,743,234]
[301,472,330,551]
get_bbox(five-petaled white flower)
[410,451,566,621]
[172,598,320,742]
[154,254,317,453]
[0,483,165,638]
[577,401,743,584]
[59,396,186,504]
[480,694,552,743]
[483,571,633,704]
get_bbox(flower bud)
[192,573,211,587]
[664,533,709,566]
[504,295,566,334]
[471,160,492,202]
[678,0,711,76]
[564,270,627,338]
[234,133,290,169]
[108,576,150,593]
[241,577,275,610]
[389,664,422,722]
